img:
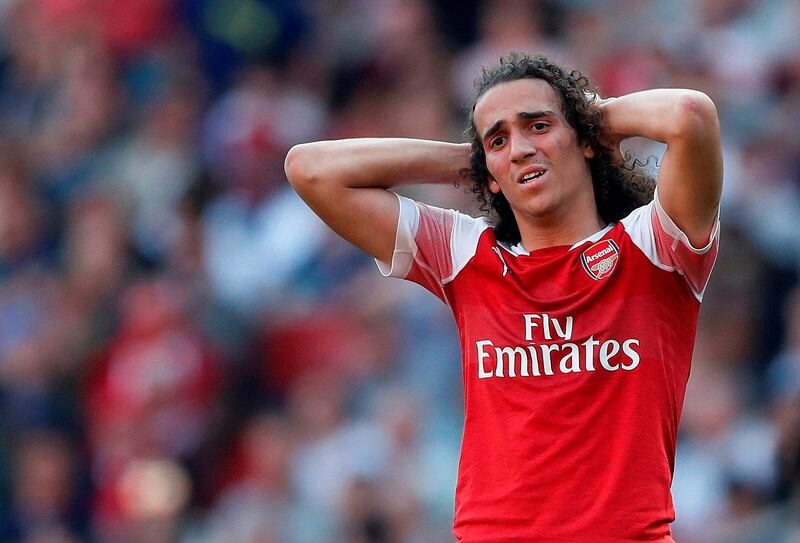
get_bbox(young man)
[285,53,722,542]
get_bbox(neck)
[518,214,606,251]
[515,200,606,251]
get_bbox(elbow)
[284,143,322,191]
[671,91,719,142]
[283,142,330,194]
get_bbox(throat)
[517,213,607,251]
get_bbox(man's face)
[473,78,595,223]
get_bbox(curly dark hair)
[466,52,655,244]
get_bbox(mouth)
[519,169,547,184]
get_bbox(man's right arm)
[284,138,471,264]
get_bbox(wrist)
[598,99,628,142]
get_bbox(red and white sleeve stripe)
[376,193,488,303]
[621,190,720,301]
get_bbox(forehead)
[473,78,563,132]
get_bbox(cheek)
[550,132,574,152]
[549,134,587,166]
[485,156,503,193]
[485,153,504,178]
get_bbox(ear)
[583,142,595,159]
[488,175,501,194]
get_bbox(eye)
[490,136,506,149]
[531,121,549,131]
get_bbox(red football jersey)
[377,192,719,542]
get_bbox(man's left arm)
[599,89,722,247]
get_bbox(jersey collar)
[498,223,614,256]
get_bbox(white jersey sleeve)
[375,193,490,303]
[621,189,720,301]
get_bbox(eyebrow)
[520,110,556,120]
[481,110,558,142]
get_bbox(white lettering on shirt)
[476,314,641,379]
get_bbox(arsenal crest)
[581,239,620,280]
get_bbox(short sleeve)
[375,193,489,303]
[621,190,720,301]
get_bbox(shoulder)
[378,193,492,282]
[619,189,720,301]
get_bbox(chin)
[512,199,558,220]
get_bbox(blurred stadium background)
[0,0,797,541]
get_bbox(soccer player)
[285,53,722,542]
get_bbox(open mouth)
[520,170,546,184]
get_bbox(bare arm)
[598,90,723,247]
[284,138,471,263]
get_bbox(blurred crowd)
[0,0,798,541]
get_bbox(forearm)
[284,138,471,190]
[284,138,469,264]
[599,89,718,145]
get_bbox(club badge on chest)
[581,239,620,280]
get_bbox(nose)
[509,132,536,163]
